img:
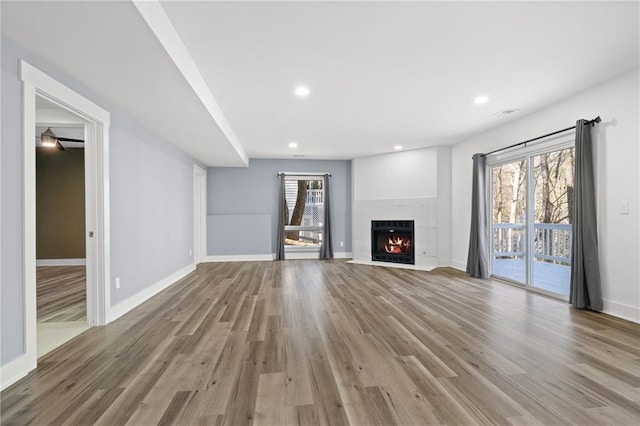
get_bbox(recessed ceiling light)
[289,141,298,149]
[474,95,490,105]
[40,127,58,147]
[394,145,403,150]
[294,86,310,97]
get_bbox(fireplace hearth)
[371,220,415,264]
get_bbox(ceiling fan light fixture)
[41,127,58,147]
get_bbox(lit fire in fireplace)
[384,236,411,254]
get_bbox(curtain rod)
[481,116,601,158]
[277,172,332,177]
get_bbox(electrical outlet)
[340,241,344,247]
[189,249,193,257]
[115,277,120,289]
[620,203,629,215]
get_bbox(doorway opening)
[35,98,90,357]
[21,61,111,375]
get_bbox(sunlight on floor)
[37,321,90,358]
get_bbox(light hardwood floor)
[37,266,86,322]
[2,260,639,425]
[36,266,89,358]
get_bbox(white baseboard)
[106,262,196,323]
[206,252,352,262]
[0,352,36,392]
[284,251,321,260]
[347,259,435,272]
[36,258,86,267]
[334,252,352,259]
[603,299,640,324]
[279,251,352,260]
[206,254,274,262]
[448,260,467,271]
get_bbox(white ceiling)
[3,1,247,166]
[3,1,639,166]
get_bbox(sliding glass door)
[531,148,574,295]
[491,160,527,284]
[490,144,574,298]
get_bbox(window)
[283,177,324,251]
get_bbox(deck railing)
[306,189,323,204]
[492,223,572,264]
[285,181,324,205]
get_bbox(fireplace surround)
[371,220,415,264]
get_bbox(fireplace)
[371,220,415,264]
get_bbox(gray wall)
[36,148,86,259]
[207,159,352,255]
[1,36,199,365]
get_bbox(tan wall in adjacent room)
[36,147,86,259]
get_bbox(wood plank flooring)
[37,266,86,322]
[2,260,639,425]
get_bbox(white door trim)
[193,164,207,264]
[17,61,111,383]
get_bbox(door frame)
[21,61,111,372]
[193,164,207,264]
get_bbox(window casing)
[283,176,325,252]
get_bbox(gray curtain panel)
[320,174,334,259]
[570,120,603,310]
[275,174,286,260]
[466,153,490,279]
